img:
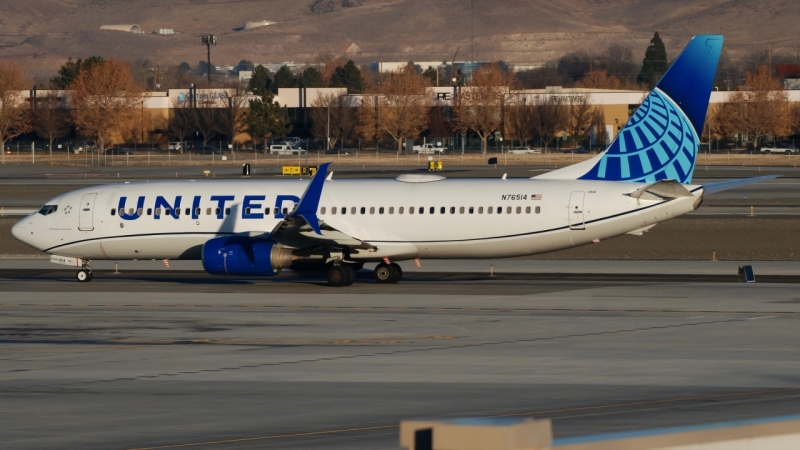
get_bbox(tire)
[76,270,92,282]
[374,262,392,283]
[389,263,402,283]
[327,265,355,287]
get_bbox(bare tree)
[69,59,141,154]
[310,92,356,149]
[530,94,568,152]
[192,99,218,149]
[0,61,30,164]
[505,93,537,146]
[566,94,593,148]
[359,63,430,153]
[427,107,451,142]
[217,94,249,153]
[452,63,515,154]
[168,98,194,153]
[31,92,70,156]
[722,65,792,147]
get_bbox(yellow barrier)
[427,161,443,171]
[282,165,318,176]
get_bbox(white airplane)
[11,35,775,286]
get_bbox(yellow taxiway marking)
[125,388,800,449]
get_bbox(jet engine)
[201,236,295,276]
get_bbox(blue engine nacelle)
[201,236,295,276]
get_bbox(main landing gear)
[373,262,402,284]
[327,264,356,287]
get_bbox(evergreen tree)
[246,92,292,143]
[637,32,668,87]
[421,66,438,85]
[236,59,255,72]
[299,67,324,87]
[330,60,365,93]
[177,62,191,72]
[273,65,297,89]
[248,65,273,97]
[49,56,105,89]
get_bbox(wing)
[263,163,376,251]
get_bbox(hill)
[0,0,797,78]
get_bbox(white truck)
[412,143,446,155]
[269,144,307,156]
[760,145,798,154]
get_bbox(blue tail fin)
[578,35,723,184]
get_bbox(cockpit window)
[38,205,58,216]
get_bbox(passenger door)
[78,193,97,231]
[568,191,585,230]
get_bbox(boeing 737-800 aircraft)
[11,35,776,286]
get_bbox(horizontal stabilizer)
[629,179,693,200]
[702,175,780,195]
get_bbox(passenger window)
[497,207,502,214]
[245,208,251,215]
[506,206,512,214]
[526,206,531,214]
[165,208,171,216]
[478,207,484,214]
[535,206,541,214]
[111,209,116,216]
[516,206,521,214]
[148,208,153,216]
[215,207,221,216]
[399,207,405,214]
[175,209,181,216]
[137,208,143,216]
[320,207,326,215]
[440,207,445,214]
[419,207,424,214]
[332,207,337,215]
[185,208,190,216]
[361,207,366,214]
[118,208,124,216]
[450,207,455,214]
[429,207,434,214]
[459,206,465,214]
[351,207,356,214]
[281,207,287,215]
[265,207,271,215]
[389,207,394,214]
[156,208,162,216]
[195,208,201,216]
[341,207,346,215]
[488,206,493,214]
[127,208,133,216]
[469,207,474,214]
[369,207,375,214]
[379,207,384,214]
[409,207,414,215]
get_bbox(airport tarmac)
[2,262,800,449]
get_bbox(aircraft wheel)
[388,263,402,283]
[76,270,92,282]
[374,263,393,283]
[327,265,355,287]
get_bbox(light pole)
[200,35,217,83]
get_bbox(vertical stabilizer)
[537,35,723,184]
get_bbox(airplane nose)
[11,220,30,244]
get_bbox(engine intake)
[202,236,294,276]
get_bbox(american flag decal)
[531,194,542,200]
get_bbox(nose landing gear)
[76,269,93,282]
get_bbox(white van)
[269,144,307,156]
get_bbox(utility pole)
[149,50,164,90]
[470,0,474,65]
[200,35,217,83]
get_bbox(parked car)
[413,143,447,155]
[280,137,302,146]
[270,144,307,156]
[760,143,798,154]
[73,141,96,154]
[507,146,542,155]
[324,148,351,155]
[168,142,184,151]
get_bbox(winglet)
[289,163,330,235]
